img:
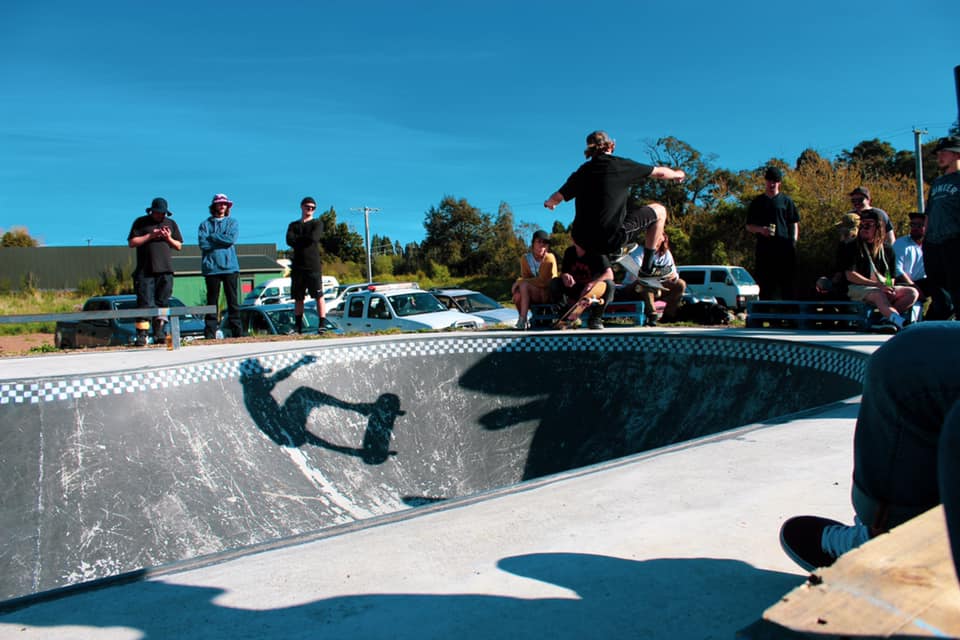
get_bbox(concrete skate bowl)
[0,332,866,603]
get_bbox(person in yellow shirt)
[511,230,558,329]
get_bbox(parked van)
[675,265,759,311]
[243,276,339,306]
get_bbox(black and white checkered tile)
[0,335,866,405]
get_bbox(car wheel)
[715,298,728,308]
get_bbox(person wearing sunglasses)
[285,197,327,334]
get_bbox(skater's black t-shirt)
[558,154,654,255]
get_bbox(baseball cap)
[935,136,960,153]
[849,186,870,199]
[764,166,783,182]
[531,230,550,244]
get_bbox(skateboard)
[554,295,601,329]
[554,282,607,329]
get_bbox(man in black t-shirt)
[544,130,685,277]
[127,197,184,345]
[745,167,800,300]
[285,196,326,334]
[550,243,615,330]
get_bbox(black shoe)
[587,317,604,330]
[645,317,658,327]
[637,264,670,278]
[779,515,870,572]
[135,331,149,347]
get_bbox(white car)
[335,284,485,333]
[430,288,519,326]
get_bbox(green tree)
[632,137,730,218]
[317,207,365,263]
[1,227,40,247]
[479,202,525,278]
[421,196,493,276]
[838,139,898,181]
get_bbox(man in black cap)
[847,186,895,246]
[127,197,184,345]
[745,167,800,300]
[285,197,326,334]
[923,135,960,318]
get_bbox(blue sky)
[1,1,957,250]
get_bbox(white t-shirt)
[892,236,924,281]
[622,246,677,284]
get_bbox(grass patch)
[0,290,85,335]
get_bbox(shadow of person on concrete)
[2,552,905,639]
[458,340,865,481]
[239,355,404,464]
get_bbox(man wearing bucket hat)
[198,194,243,339]
[922,135,960,318]
[127,197,184,345]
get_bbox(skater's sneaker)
[587,317,604,330]
[645,316,658,327]
[514,318,527,331]
[779,515,871,572]
[636,264,670,279]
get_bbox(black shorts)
[291,270,322,301]
[621,205,659,239]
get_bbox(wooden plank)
[755,506,960,638]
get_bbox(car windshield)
[730,268,756,285]
[388,292,446,317]
[265,307,319,333]
[456,293,500,312]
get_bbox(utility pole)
[350,205,381,282]
[913,128,927,213]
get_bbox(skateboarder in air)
[544,130,685,277]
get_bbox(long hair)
[584,130,615,158]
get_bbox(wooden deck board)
[744,506,960,638]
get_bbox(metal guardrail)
[0,306,216,350]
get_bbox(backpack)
[675,301,732,325]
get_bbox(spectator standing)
[923,136,960,319]
[745,167,800,300]
[511,230,558,330]
[285,197,327,334]
[839,209,917,330]
[848,186,895,246]
[198,193,242,339]
[127,197,183,346]
[619,234,686,325]
[893,212,953,321]
[550,243,615,330]
[543,130,685,277]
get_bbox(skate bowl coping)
[0,332,867,603]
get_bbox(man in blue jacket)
[198,193,242,338]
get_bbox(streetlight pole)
[351,205,381,282]
[913,128,927,213]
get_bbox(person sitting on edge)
[814,213,860,300]
[543,130,685,278]
[549,242,615,330]
[617,232,686,326]
[780,322,960,587]
[840,208,918,330]
[511,230,558,330]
